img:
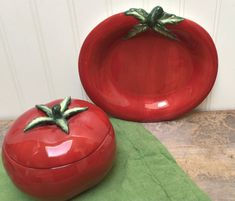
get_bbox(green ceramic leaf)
[158,13,184,25]
[35,105,52,117]
[60,96,71,113]
[152,23,177,40]
[125,24,148,39]
[64,107,88,119]
[55,118,69,134]
[24,117,53,132]
[125,8,148,23]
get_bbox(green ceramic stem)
[24,97,88,134]
[125,6,184,40]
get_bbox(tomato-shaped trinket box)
[2,97,116,201]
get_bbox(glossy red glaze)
[2,99,116,201]
[79,13,218,122]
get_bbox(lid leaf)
[36,105,53,117]
[24,117,54,132]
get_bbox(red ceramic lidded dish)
[79,6,218,122]
[2,97,116,201]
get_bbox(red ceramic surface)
[2,99,116,201]
[79,13,218,122]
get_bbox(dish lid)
[3,99,112,169]
[78,6,218,122]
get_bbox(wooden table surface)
[1,110,235,201]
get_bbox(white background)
[0,0,234,119]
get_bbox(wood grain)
[144,111,235,201]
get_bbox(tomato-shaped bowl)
[78,6,218,122]
[2,97,116,201]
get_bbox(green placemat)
[0,118,210,201]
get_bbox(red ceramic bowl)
[79,13,218,122]
[2,98,116,201]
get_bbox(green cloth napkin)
[0,118,210,201]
